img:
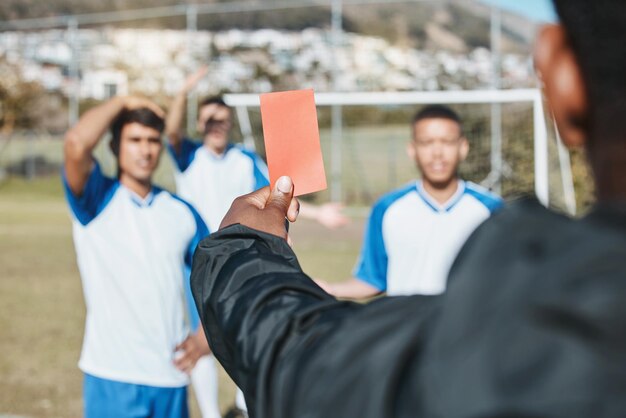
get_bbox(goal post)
[224,89,576,214]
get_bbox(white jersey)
[168,140,270,232]
[63,162,208,387]
[354,180,503,296]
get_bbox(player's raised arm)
[165,66,208,154]
[63,96,163,196]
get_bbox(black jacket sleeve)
[190,224,441,418]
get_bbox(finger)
[245,186,271,209]
[266,176,294,217]
[146,102,165,119]
[174,356,192,372]
[174,337,190,352]
[174,360,193,372]
[286,197,300,222]
[189,66,209,84]
[128,98,165,118]
[201,103,220,120]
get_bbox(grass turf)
[0,176,364,417]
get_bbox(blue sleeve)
[253,157,270,190]
[352,203,388,291]
[184,265,201,331]
[167,138,202,172]
[184,207,210,269]
[465,186,504,214]
[240,147,270,190]
[62,161,118,226]
[183,203,210,331]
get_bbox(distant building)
[80,70,128,100]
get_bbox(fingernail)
[277,176,292,194]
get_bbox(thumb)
[266,176,294,216]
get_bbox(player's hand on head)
[182,65,209,94]
[219,176,300,240]
[122,96,165,118]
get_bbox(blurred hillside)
[0,0,537,53]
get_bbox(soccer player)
[63,96,210,418]
[318,106,502,299]
[166,70,348,417]
[165,68,348,233]
[190,0,626,416]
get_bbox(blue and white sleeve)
[352,203,388,291]
[240,148,270,190]
[167,138,202,173]
[252,156,270,190]
[62,160,118,226]
[465,183,505,214]
[184,205,210,331]
[184,206,210,270]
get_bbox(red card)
[260,89,327,196]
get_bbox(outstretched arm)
[299,201,350,229]
[191,177,440,418]
[165,66,208,154]
[63,96,163,196]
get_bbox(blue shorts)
[84,373,189,418]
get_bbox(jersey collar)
[120,184,159,207]
[415,179,466,213]
[204,142,235,161]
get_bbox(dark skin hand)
[219,176,301,240]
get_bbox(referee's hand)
[219,176,300,241]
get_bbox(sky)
[479,0,558,22]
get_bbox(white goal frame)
[224,89,576,214]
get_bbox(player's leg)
[83,373,150,418]
[190,354,221,418]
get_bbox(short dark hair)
[412,105,463,135]
[199,96,229,110]
[552,0,625,145]
[110,108,164,156]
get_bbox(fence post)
[330,0,343,202]
[67,18,80,128]
[489,5,502,194]
[186,5,199,135]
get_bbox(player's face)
[118,122,163,184]
[408,118,468,187]
[197,104,232,151]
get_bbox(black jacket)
[191,199,626,418]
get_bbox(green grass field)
[0,121,592,416]
[0,176,365,417]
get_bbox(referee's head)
[536,0,625,201]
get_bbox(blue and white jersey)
[354,180,503,296]
[168,139,270,232]
[63,161,208,388]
